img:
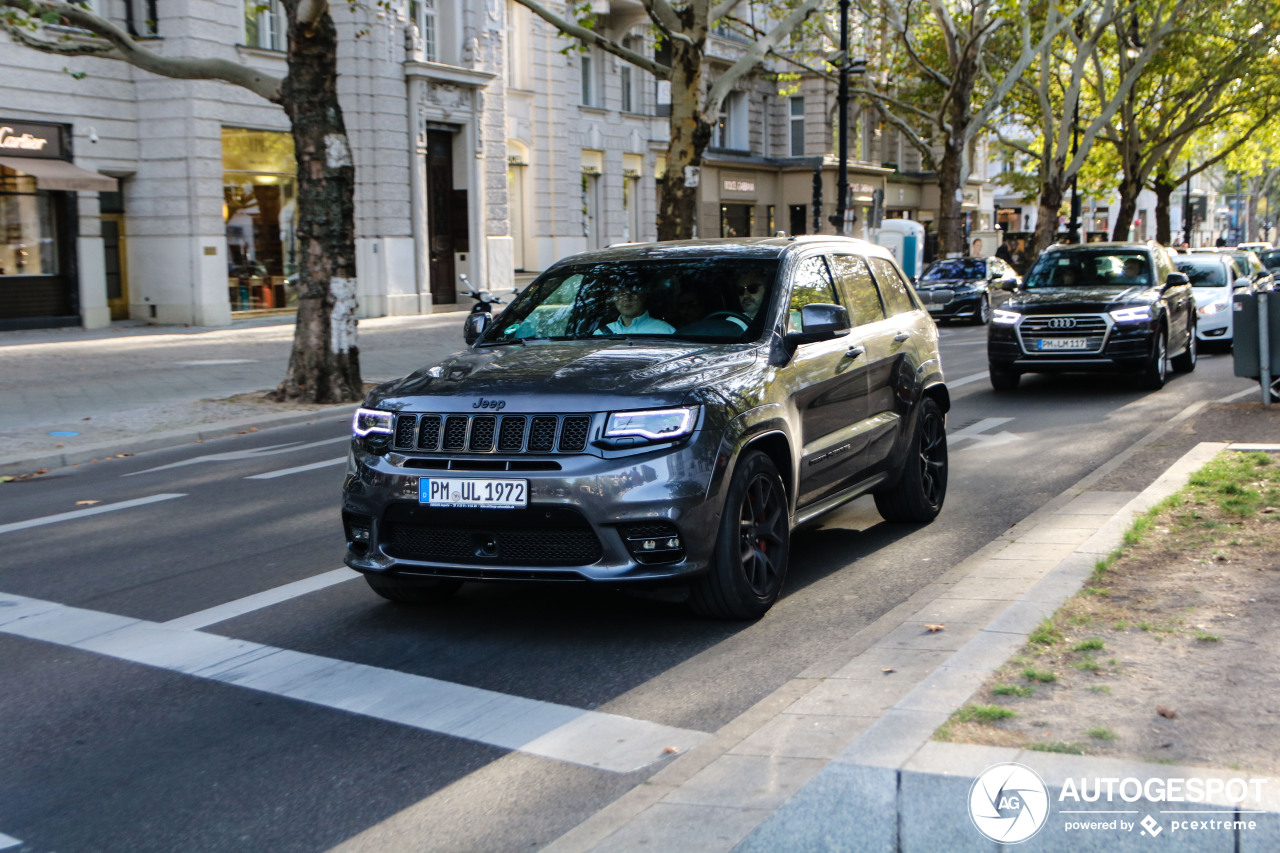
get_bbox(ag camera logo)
[969,762,1050,844]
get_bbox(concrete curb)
[737,441,1280,853]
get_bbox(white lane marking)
[246,457,347,480]
[163,569,360,630]
[0,494,186,536]
[947,371,989,389]
[0,593,707,773]
[174,359,257,366]
[949,417,1021,451]
[1218,385,1265,403]
[0,833,20,850]
[126,437,350,477]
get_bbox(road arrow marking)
[949,417,1021,452]
[126,436,349,476]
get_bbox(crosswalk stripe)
[0,592,708,773]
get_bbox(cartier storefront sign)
[0,120,66,159]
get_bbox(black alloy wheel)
[874,397,948,523]
[990,366,1020,391]
[974,295,992,325]
[1171,320,1197,373]
[690,451,790,620]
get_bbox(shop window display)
[222,127,298,312]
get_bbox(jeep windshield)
[1022,250,1151,290]
[479,258,781,344]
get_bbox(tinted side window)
[830,254,886,326]
[867,257,916,316]
[787,256,839,333]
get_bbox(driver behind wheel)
[734,272,768,320]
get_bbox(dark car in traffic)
[914,257,1020,324]
[987,242,1197,391]
[343,237,950,619]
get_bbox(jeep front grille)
[391,412,594,454]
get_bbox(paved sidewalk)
[0,313,469,475]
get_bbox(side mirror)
[785,303,851,346]
[463,312,491,345]
[1164,272,1190,289]
[1000,280,1017,292]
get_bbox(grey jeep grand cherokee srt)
[343,237,950,619]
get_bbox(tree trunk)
[1111,176,1142,241]
[1152,176,1175,246]
[657,35,710,241]
[936,138,966,256]
[1031,162,1067,262]
[271,6,362,403]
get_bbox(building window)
[244,0,284,50]
[409,0,438,63]
[580,49,599,106]
[222,127,298,312]
[620,38,637,112]
[713,92,748,150]
[0,168,60,278]
[505,1,529,88]
[654,40,672,117]
[720,204,754,238]
[789,97,805,156]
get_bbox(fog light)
[666,537,680,548]
[352,526,371,542]
[642,539,657,550]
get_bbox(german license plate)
[927,303,945,312]
[419,477,528,509]
[1037,338,1087,351]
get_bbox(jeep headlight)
[1110,306,1153,323]
[605,407,696,442]
[353,407,393,437]
[991,309,1021,325]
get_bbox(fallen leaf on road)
[1156,705,1178,719]
[75,500,100,506]
[882,668,895,674]
[924,624,947,633]
[663,746,680,755]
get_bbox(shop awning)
[0,156,117,192]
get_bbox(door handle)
[893,331,910,342]
[844,345,865,359]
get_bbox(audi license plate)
[419,477,528,509]
[1037,338,1088,351]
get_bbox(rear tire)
[364,573,463,605]
[690,451,790,620]
[989,367,1020,391]
[874,397,948,523]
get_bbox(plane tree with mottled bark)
[512,0,829,240]
[0,0,365,404]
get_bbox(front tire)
[1139,329,1168,390]
[1171,322,1197,373]
[690,451,790,620]
[990,366,1020,391]
[364,573,463,605]
[973,295,992,325]
[874,397,948,523]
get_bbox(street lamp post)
[1182,165,1192,247]
[1067,101,1081,244]
[830,0,851,236]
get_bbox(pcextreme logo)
[968,762,1050,844]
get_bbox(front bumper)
[922,289,984,321]
[341,429,726,583]
[988,314,1157,373]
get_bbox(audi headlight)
[1109,306,1153,323]
[991,309,1021,325]
[353,407,394,437]
[605,407,696,442]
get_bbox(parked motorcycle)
[461,274,518,344]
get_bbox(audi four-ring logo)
[1047,317,1077,329]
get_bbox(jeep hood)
[369,340,762,413]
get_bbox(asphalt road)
[0,325,1260,852]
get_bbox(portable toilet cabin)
[872,219,926,281]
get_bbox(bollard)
[1262,292,1272,407]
